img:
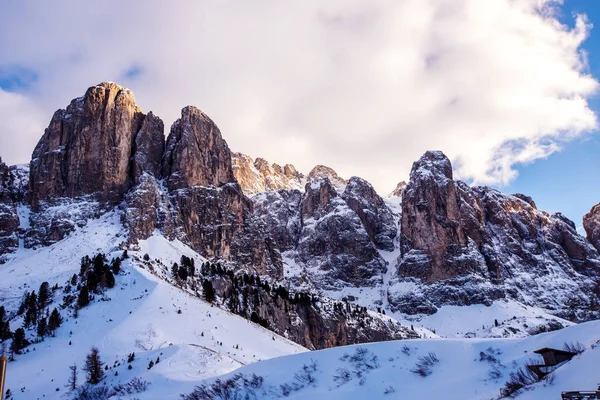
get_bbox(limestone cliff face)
[399,151,475,281]
[163,106,235,191]
[131,112,165,181]
[29,83,154,207]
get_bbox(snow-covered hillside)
[182,320,600,400]
[0,214,305,399]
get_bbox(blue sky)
[503,0,600,226]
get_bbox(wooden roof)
[533,347,577,356]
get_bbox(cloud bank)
[0,0,597,192]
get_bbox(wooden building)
[527,347,577,379]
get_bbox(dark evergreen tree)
[202,280,216,303]
[17,291,29,315]
[66,364,78,392]
[10,328,28,354]
[83,347,105,384]
[105,270,115,289]
[78,285,90,308]
[0,306,12,341]
[111,258,121,275]
[38,281,51,310]
[122,249,129,259]
[87,271,99,293]
[171,263,179,278]
[48,308,63,333]
[148,360,154,369]
[177,265,188,280]
[71,274,78,286]
[37,317,48,338]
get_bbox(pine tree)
[148,360,154,369]
[71,274,78,286]
[37,317,48,338]
[48,308,63,333]
[122,249,129,259]
[203,280,215,303]
[10,328,28,354]
[111,258,121,275]
[171,263,179,278]
[78,285,90,308]
[66,364,78,392]
[0,306,12,341]
[83,347,105,384]
[105,270,115,289]
[37,282,51,311]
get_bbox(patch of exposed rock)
[583,203,600,252]
[307,165,347,190]
[232,152,304,195]
[388,181,407,198]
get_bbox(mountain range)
[1,82,600,398]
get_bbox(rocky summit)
[1,82,600,342]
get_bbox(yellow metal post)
[0,356,7,400]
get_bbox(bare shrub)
[181,373,264,400]
[411,352,440,377]
[501,367,539,397]
[294,360,318,386]
[384,385,396,394]
[563,341,585,355]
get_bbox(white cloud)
[0,89,45,165]
[0,0,597,193]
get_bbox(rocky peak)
[231,153,304,195]
[400,151,469,281]
[28,82,155,208]
[163,106,235,191]
[388,181,407,198]
[307,165,347,189]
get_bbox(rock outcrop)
[163,106,235,191]
[583,203,600,252]
[342,177,396,251]
[295,179,387,289]
[206,273,419,350]
[232,152,304,195]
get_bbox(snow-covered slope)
[0,217,305,399]
[183,320,600,400]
